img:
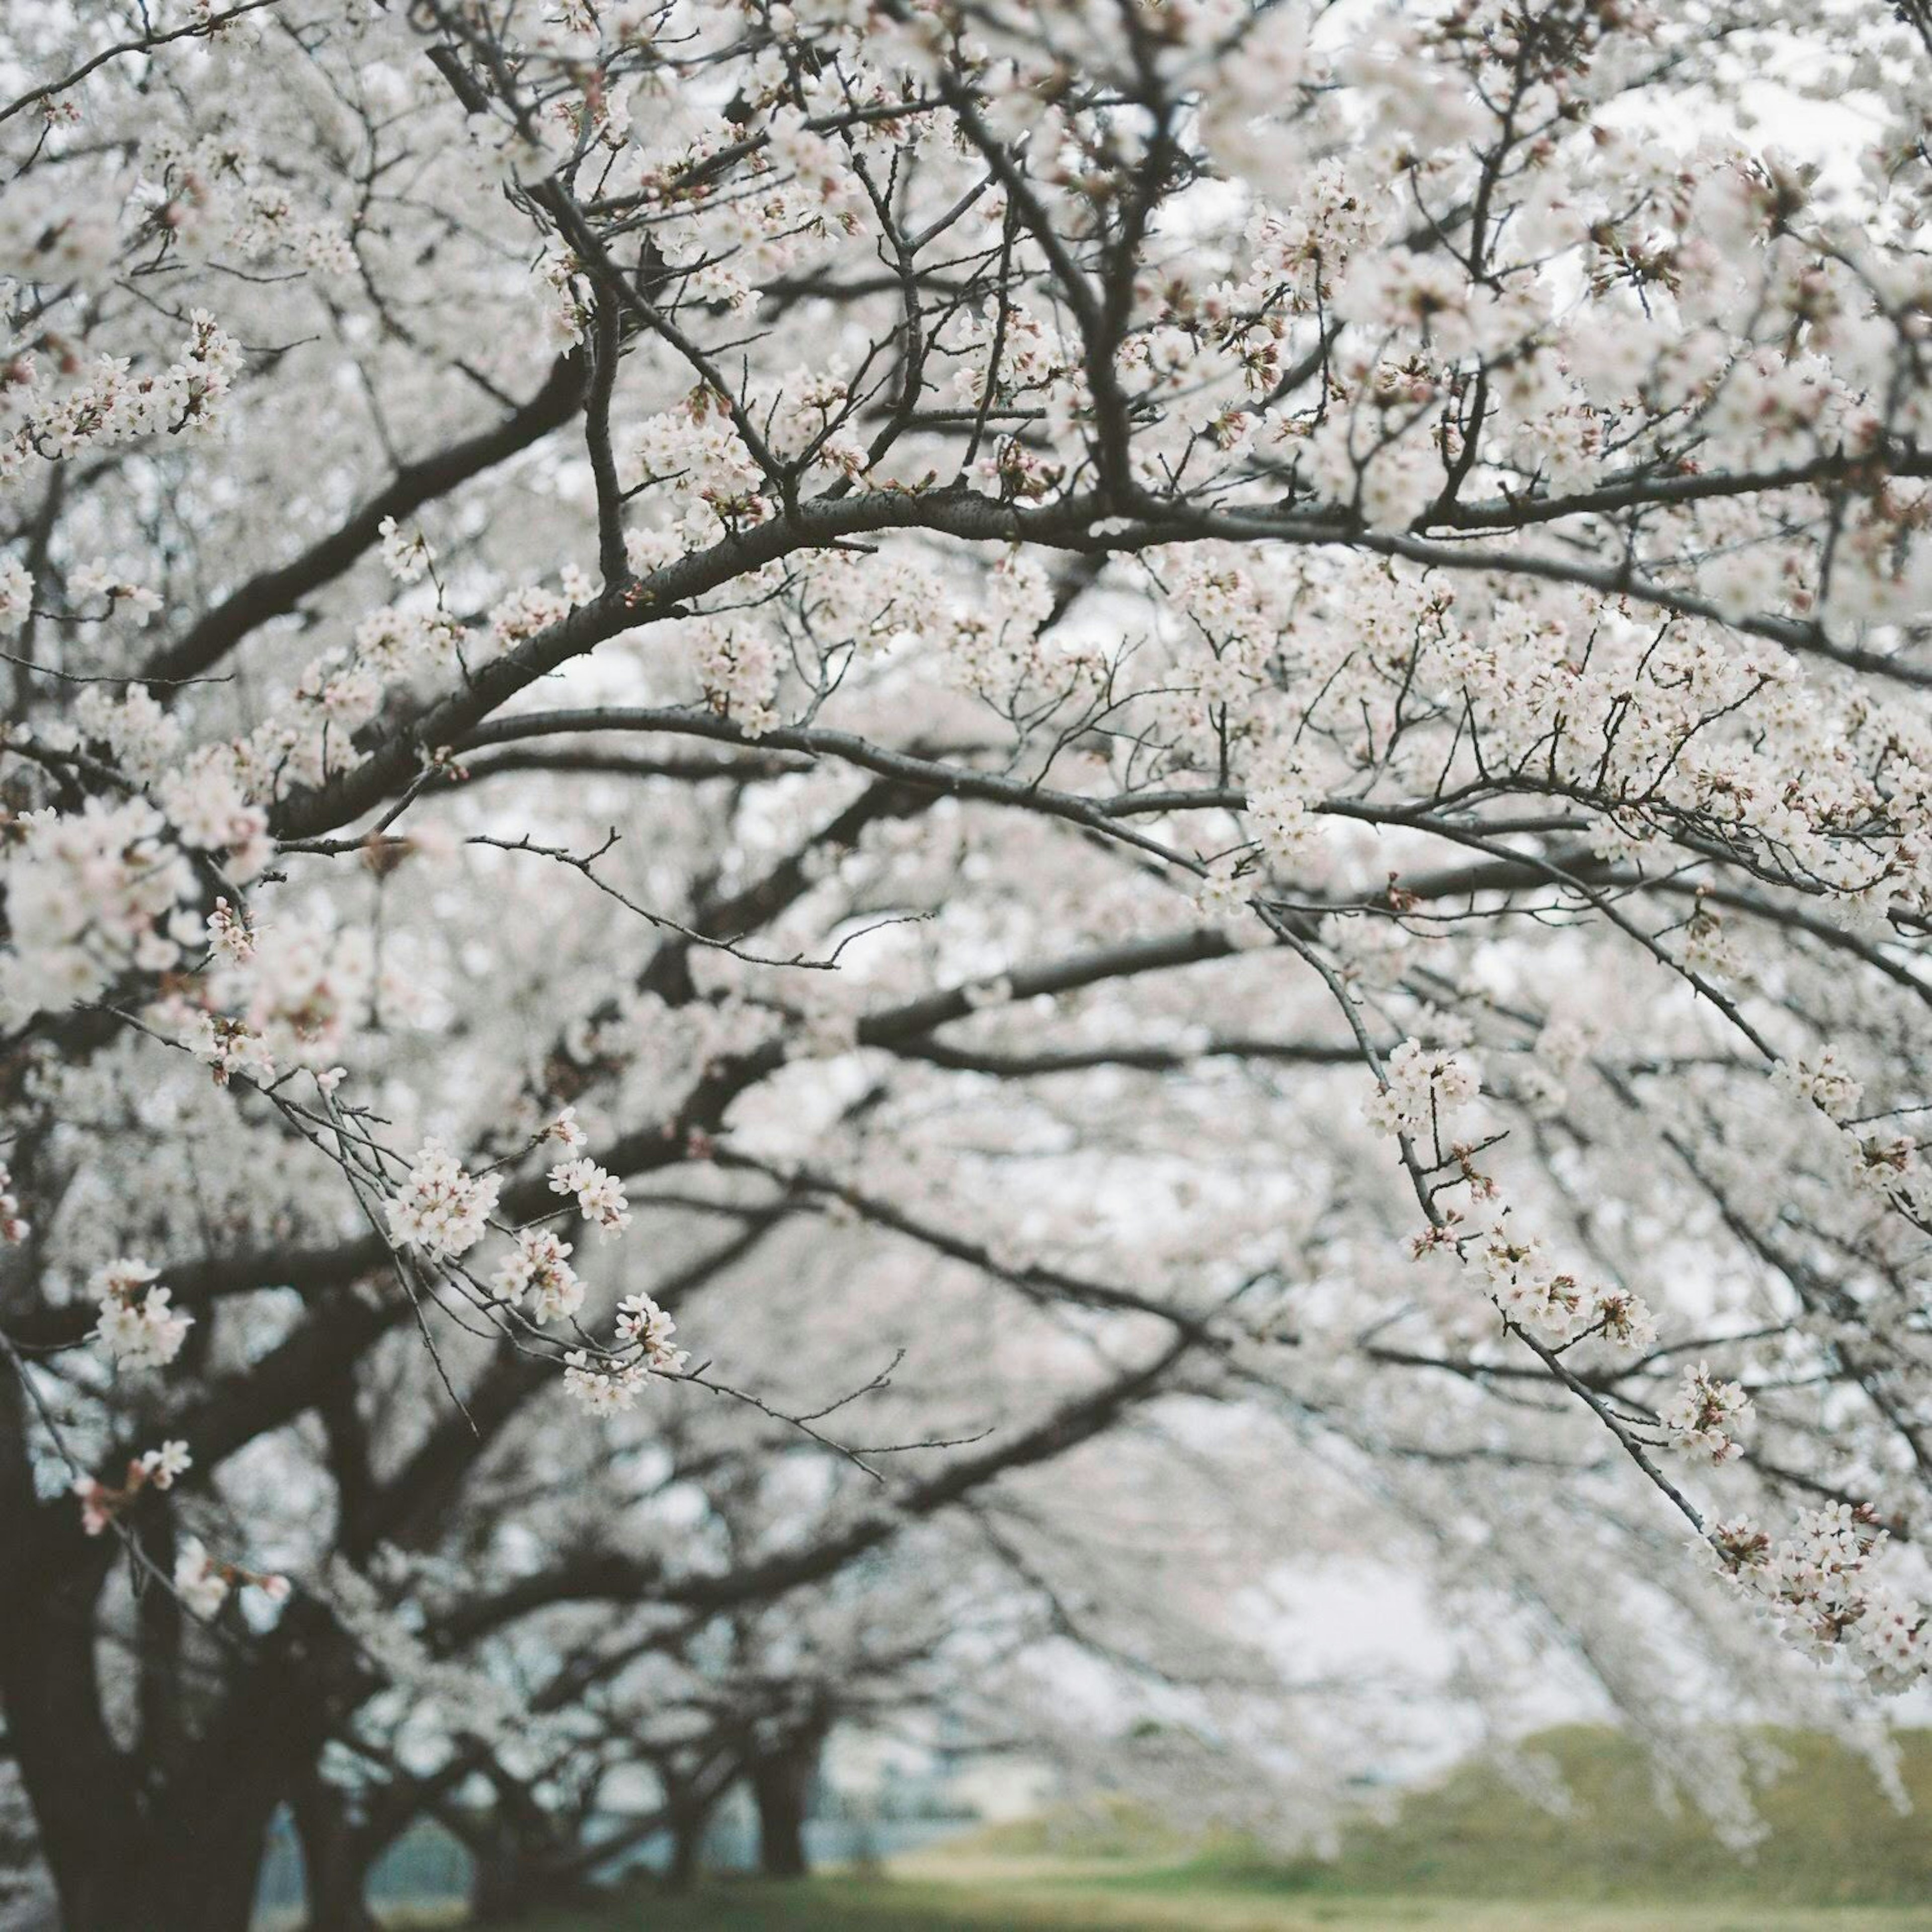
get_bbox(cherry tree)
[5,0,1932,1924]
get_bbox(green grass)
[476,1726,1932,1931]
[945,1724,1932,1908]
[502,1876,1932,1932]
[1230,1723,1932,1908]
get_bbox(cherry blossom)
[491,1227,584,1324]
[1664,1362,1753,1467]
[1363,1040,1484,1145]
[92,1260,193,1373]
[547,1156,632,1237]
[5,0,1932,1921]
[614,1291,688,1373]
[384,1142,502,1260]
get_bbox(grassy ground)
[504,1875,1932,1932]
[939,1724,1932,1907]
[462,1725,1932,1931]
[1189,1725,1932,1909]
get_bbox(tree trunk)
[292,1776,378,1932]
[0,1366,311,1932]
[41,1797,274,1932]
[666,1793,711,1892]
[470,1834,586,1923]
[466,1797,579,1925]
[470,1835,537,1923]
[0,1605,276,1932]
[667,1814,702,1892]
[750,1729,823,1880]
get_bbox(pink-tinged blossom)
[1363,1040,1482,1142]
[1592,1290,1658,1354]
[561,1350,647,1415]
[72,1440,193,1536]
[548,1157,631,1237]
[173,1538,231,1620]
[385,1143,501,1260]
[207,897,256,965]
[615,1293,688,1374]
[1664,1361,1751,1466]
[492,1228,583,1325]
[0,1164,29,1246]
[71,1478,115,1537]
[93,1259,192,1372]
[172,1536,287,1618]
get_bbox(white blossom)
[492,1228,583,1324]
[93,1259,193,1372]
[561,1349,648,1415]
[548,1157,631,1237]
[377,515,434,583]
[385,1143,502,1260]
[173,1538,231,1620]
[615,1292,688,1374]
[1364,1040,1482,1142]
[1664,1361,1751,1466]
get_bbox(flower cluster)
[174,1536,289,1621]
[561,1350,650,1415]
[207,898,256,965]
[1711,1506,1928,1692]
[73,682,180,780]
[93,1259,193,1372]
[1478,1221,1657,1351]
[1664,1361,1752,1466]
[1479,1221,1578,1336]
[1773,1048,1865,1125]
[0,796,198,1023]
[492,1228,584,1325]
[1,312,242,486]
[615,1292,688,1374]
[548,1157,631,1237]
[72,1440,191,1536]
[1363,1040,1483,1143]
[385,1143,502,1260]
[155,751,271,877]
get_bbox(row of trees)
[4,0,1932,1925]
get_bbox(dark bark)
[125,1795,277,1932]
[25,1781,277,1932]
[662,1772,726,1894]
[0,1368,139,1930]
[465,1772,582,1924]
[667,1810,704,1893]
[0,1394,348,1932]
[749,1724,826,1880]
[292,1775,379,1932]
